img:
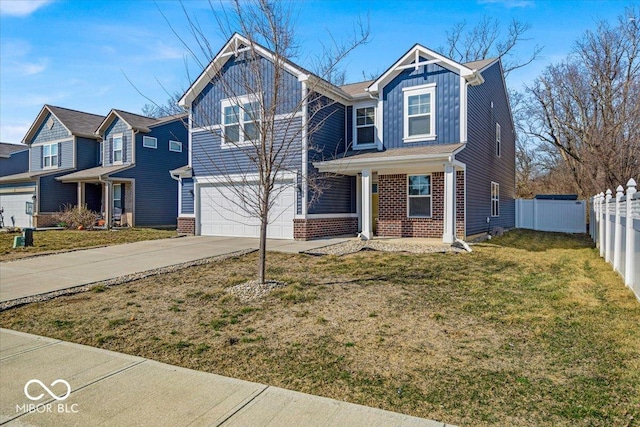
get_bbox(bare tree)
[141,91,185,118]
[441,15,543,76]
[167,0,368,284]
[526,7,640,197]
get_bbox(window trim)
[169,140,183,153]
[407,174,432,218]
[143,136,158,149]
[98,141,103,165]
[42,143,58,169]
[353,102,377,149]
[112,134,123,164]
[403,83,436,143]
[491,181,500,217]
[220,95,260,148]
[495,123,501,157]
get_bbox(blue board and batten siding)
[457,62,515,235]
[112,119,188,226]
[192,53,301,128]
[383,60,460,149]
[307,94,355,214]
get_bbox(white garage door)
[199,182,295,239]
[0,191,35,228]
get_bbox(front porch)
[56,166,134,228]
[314,144,466,243]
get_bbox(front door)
[372,182,379,234]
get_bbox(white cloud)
[0,0,52,17]
[478,0,535,8]
[0,123,31,143]
[1,40,49,75]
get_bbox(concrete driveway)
[0,236,348,303]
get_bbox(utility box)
[23,228,34,247]
[13,236,25,248]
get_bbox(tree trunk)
[257,187,269,284]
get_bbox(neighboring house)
[174,33,515,241]
[56,109,188,227]
[0,106,104,228]
[0,143,30,227]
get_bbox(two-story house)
[56,109,188,227]
[174,34,515,242]
[0,142,31,227]
[0,105,104,228]
[0,105,188,228]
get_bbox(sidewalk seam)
[0,340,61,361]
[215,385,270,426]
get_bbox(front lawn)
[0,228,178,262]
[1,230,638,426]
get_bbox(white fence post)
[605,190,612,260]
[614,186,624,272]
[625,179,637,288]
[598,192,605,254]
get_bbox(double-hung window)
[113,184,122,209]
[43,143,58,168]
[355,106,375,146]
[403,84,436,142]
[495,123,501,157]
[407,175,432,217]
[491,182,500,217]
[113,135,123,163]
[221,96,260,147]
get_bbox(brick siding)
[177,217,196,235]
[294,217,358,240]
[377,172,465,238]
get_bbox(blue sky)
[0,0,629,143]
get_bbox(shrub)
[55,204,99,230]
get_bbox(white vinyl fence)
[590,179,640,301]
[516,198,586,233]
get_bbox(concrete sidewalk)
[0,329,454,427]
[0,236,348,303]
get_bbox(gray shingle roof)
[46,105,105,139]
[463,58,497,71]
[339,80,375,97]
[0,143,28,158]
[56,164,133,182]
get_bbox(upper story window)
[221,96,260,147]
[403,84,436,143]
[43,143,58,168]
[495,123,501,157]
[98,142,103,165]
[354,106,375,146]
[491,182,500,217]
[407,174,432,218]
[169,140,183,153]
[113,135,123,163]
[143,136,157,149]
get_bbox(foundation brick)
[377,172,465,239]
[294,217,358,240]
[177,217,196,235]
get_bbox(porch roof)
[55,164,133,182]
[313,143,465,175]
[0,168,75,184]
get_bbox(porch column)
[105,181,112,230]
[356,175,362,232]
[443,164,456,244]
[77,182,85,211]
[361,168,372,240]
